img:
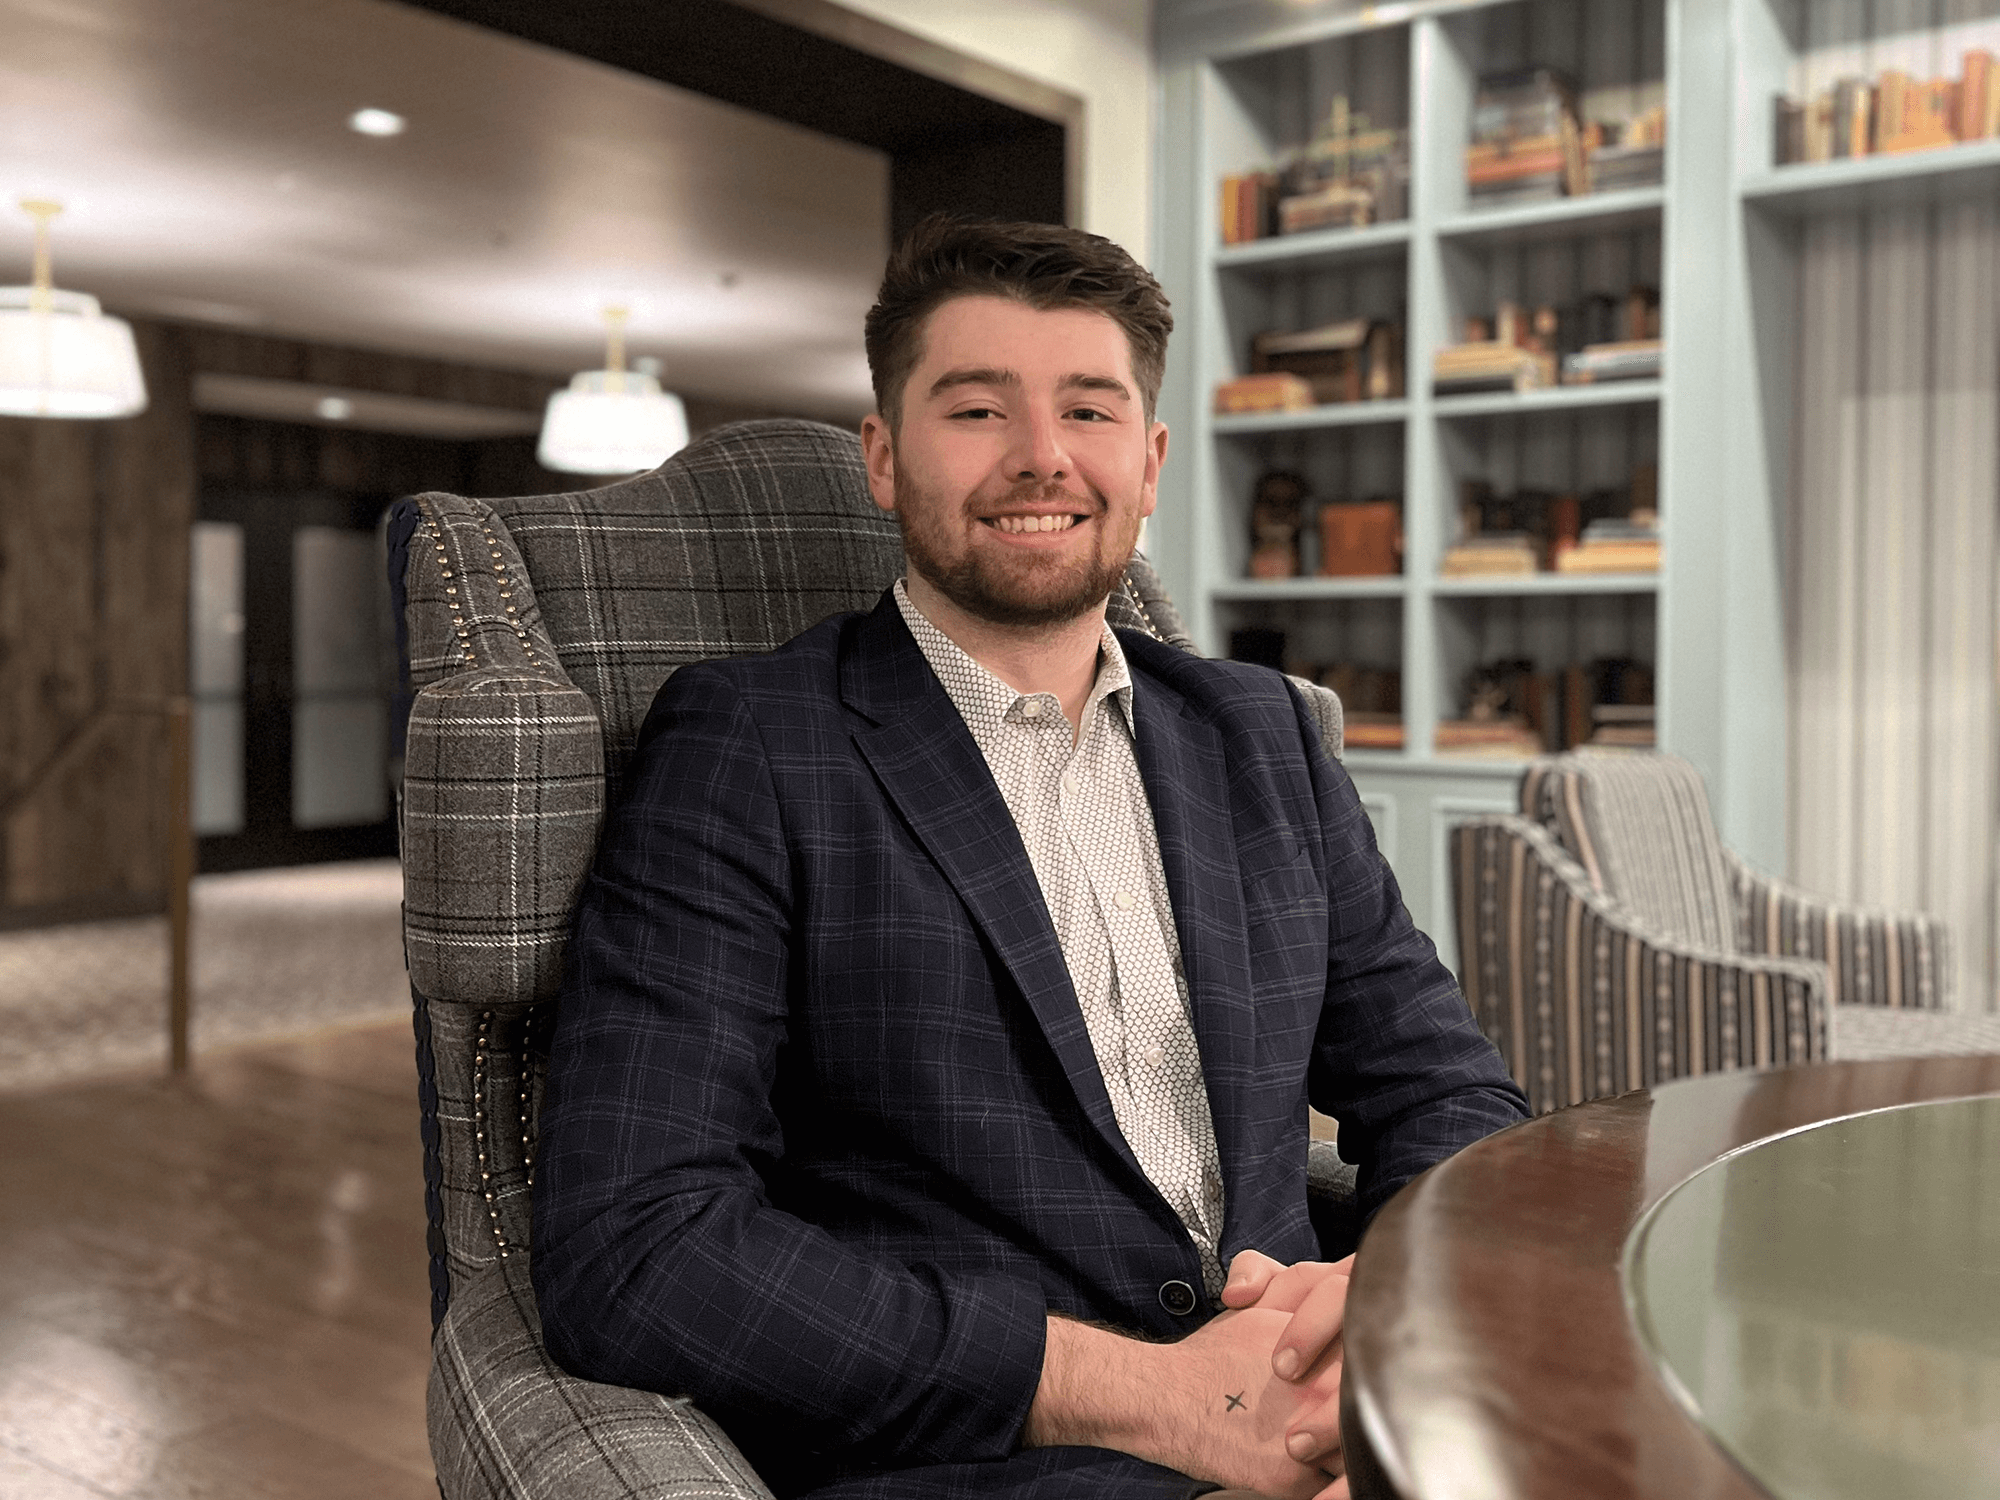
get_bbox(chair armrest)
[1451,816,1831,1114]
[1726,849,1952,1011]
[1306,1138,1361,1261]
[1286,676,1345,762]
[402,666,606,1008]
[431,1260,775,1500]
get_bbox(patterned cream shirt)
[894,580,1226,1294]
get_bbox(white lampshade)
[537,368,689,474]
[0,286,148,418]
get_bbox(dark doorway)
[192,487,400,873]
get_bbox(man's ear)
[860,413,897,515]
[1139,420,1169,519]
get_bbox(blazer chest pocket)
[1240,844,1323,932]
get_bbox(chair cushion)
[1533,750,1742,954]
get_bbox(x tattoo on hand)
[1224,1391,1246,1412]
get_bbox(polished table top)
[1628,1094,2000,1499]
[1339,1056,2000,1500]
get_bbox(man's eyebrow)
[1060,373,1133,401]
[928,366,1020,397]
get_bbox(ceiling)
[0,0,892,417]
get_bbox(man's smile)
[983,513,1084,534]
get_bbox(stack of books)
[1467,68,1586,204]
[1253,318,1404,405]
[1213,372,1315,415]
[1582,104,1668,191]
[1341,712,1406,752]
[1555,517,1660,574]
[1589,703,1657,749]
[1434,717,1545,758]
[1433,340,1554,396]
[1775,50,2000,165]
[1441,533,1539,577]
[1561,338,1663,384]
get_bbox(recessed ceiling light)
[347,108,405,137]
[316,396,354,421]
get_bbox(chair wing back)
[1518,749,1742,954]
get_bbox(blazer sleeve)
[1286,683,1530,1222]
[531,664,1048,1470]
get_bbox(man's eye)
[1068,408,1112,421]
[952,406,998,420]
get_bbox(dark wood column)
[0,321,197,925]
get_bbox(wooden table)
[1339,1055,2000,1500]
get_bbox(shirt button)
[1061,772,1078,795]
[1114,890,1135,911]
[1020,700,1043,719]
[1143,1043,1165,1067]
[1205,1175,1223,1204]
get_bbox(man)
[534,217,1529,1500]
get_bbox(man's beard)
[893,466,1134,629]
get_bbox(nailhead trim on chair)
[475,1009,508,1257]
[427,516,478,670]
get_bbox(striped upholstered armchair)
[387,418,1354,1500]
[1448,749,1990,1115]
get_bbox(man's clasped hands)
[1026,1249,1355,1500]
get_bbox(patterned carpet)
[0,861,408,1092]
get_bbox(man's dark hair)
[864,215,1174,425]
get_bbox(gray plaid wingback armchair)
[1449,748,1995,1116]
[387,418,1356,1500]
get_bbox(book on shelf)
[1219,171,1280,245]
[1441,533,1539,576]
[1433,340,1554,395]
[1774,48,2000,166]
[1561,338,1662,384]
[1252,318,1404,404]
[1214,372,1315,415]
[1340,712,1405,751]
[1317,500,1402,577]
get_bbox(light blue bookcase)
[1151,0,2000,965]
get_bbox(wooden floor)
[0,1022,434,1498]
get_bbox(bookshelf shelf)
[1740,138,2000,218]
[1212,400,1410,436]
[1435,186,1668,246]
[1213,219,1412,272]
[1212,576,1407,602]
[1431,573,1659,597]
[1432,381,1662,419]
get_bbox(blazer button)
[1158,1279,1197,1316]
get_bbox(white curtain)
[1789,198,2000,1014]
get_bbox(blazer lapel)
[842,596,1142,1181]
[1124,643,1258,1246]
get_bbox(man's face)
[860,296,1168,629]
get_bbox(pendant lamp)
[536,306,688,474]
[0,200,148,419]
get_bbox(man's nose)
[1008,407,1071,483]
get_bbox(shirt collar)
[893,579,1136,748]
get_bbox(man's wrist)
[1021,1314,1172,1456]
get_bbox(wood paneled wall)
[1789,200,2000,1013]
[1,320,835,926]
[0,321,197,925]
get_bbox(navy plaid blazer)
[533,590,1528,1498]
